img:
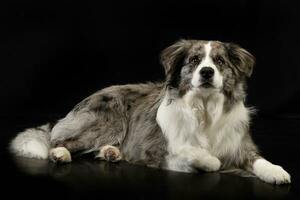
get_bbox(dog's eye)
[189,56,200,64]
[216,56,225,66]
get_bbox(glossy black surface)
[1,116,299,200]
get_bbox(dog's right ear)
[160,40,191,76]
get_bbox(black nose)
[200,67,214,79]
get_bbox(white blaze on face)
[191,42,223,89]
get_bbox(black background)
[5,0,300,118]
[3,0,300,199]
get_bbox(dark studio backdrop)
[3,0,300,199]
[5,0,300,119]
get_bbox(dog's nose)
[200,67,214,79]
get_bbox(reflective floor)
[1,116,299,199]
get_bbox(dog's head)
[160,40,255,97]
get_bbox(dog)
[10,40,291,184]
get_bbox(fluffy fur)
[10,40,291,184]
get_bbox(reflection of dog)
[10,40,290,184]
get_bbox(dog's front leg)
[167,147,221,172]
[240,139,291,184]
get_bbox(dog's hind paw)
[49,147,72,163]
[95,145,122,162]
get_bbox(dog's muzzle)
[200,67,214,88]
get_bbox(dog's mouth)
[200,82,214,88]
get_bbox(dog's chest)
[156,93,248,158]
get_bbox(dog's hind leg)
[49,136,96,163]
[49,135,104,163]
[48,92,128,162]
[95,145,122,162]
[50,127,124,163]
[50,111,98,146]
[47,111,99,163]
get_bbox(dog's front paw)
[204,156,221,172]
[253,159,291,185]
[196,155,221,172]
[49,147,72,163]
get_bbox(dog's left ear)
[226,43,256,77]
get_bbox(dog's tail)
[9,123,52,159]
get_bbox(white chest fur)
[156,90,250,171]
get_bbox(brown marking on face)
[209,42,230,70]
[186,42,206,65]
[210,41,223,49]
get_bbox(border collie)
[10,40,291,184]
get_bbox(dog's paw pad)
[49,147,72,163]
[96,145,122,162]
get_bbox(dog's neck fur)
[164,82,246,117]
[169,88,225,129]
